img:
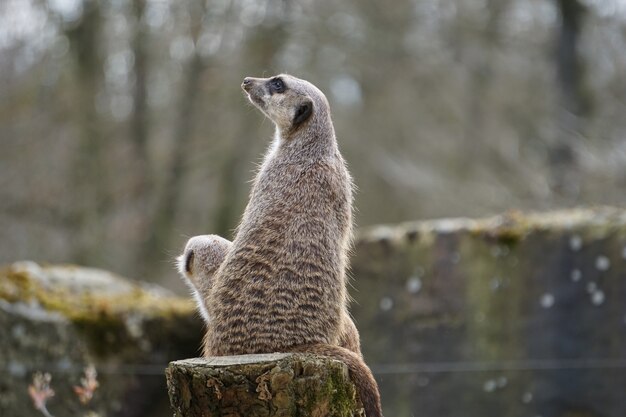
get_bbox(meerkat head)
[176,234,231,282]
[241,74,329,137]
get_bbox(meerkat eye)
[269,78,285,94]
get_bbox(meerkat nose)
[242,77,252,90]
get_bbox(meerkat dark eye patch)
[293,101,312,126]
[185,250,194,274]
[269,78,285,94]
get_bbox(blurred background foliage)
[1,0,626,288]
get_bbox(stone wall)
[351,207,626,417]
[4,207,626,417]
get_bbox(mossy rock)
[0,261,203,417]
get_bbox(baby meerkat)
[177,234,231,323]
[177,74,382,417]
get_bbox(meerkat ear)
[293,99,313,126]
[184,250,194,274]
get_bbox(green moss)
[468,211,531,247]
[0,264,196,358]
[0,268,33,302]
[298,358,360,417]
[0,266,194,322]
[489,229,524,246]
[326,365,360,416]
[73,316,131,357]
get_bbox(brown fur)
[177,234,231,323]
[177,235,361,355]
[177,74,382,417]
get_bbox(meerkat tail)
[338,314,363,357]
[290,344,383,417]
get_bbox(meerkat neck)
[276,113,338,161]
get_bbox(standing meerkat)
[178,234,362,354]
[177,74,382,417]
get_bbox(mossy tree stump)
[166,354,364,417]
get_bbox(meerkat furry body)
[177,74,382,417]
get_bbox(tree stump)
[166,353,364,417]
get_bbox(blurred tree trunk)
[212,0,293,237]
[145,53,203,266]
[139,0,206,276]
[549,0,589,196]
[556,0,589,118]
[66,0,108,266]
[130,0,151,199]
[460,0,507,169]
[129,0,154,278]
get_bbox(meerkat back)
[205,74,353,356]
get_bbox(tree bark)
[166,354,364,417]
[66,0,109,266]
[549,0,589,196]
[139,0,206,276]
